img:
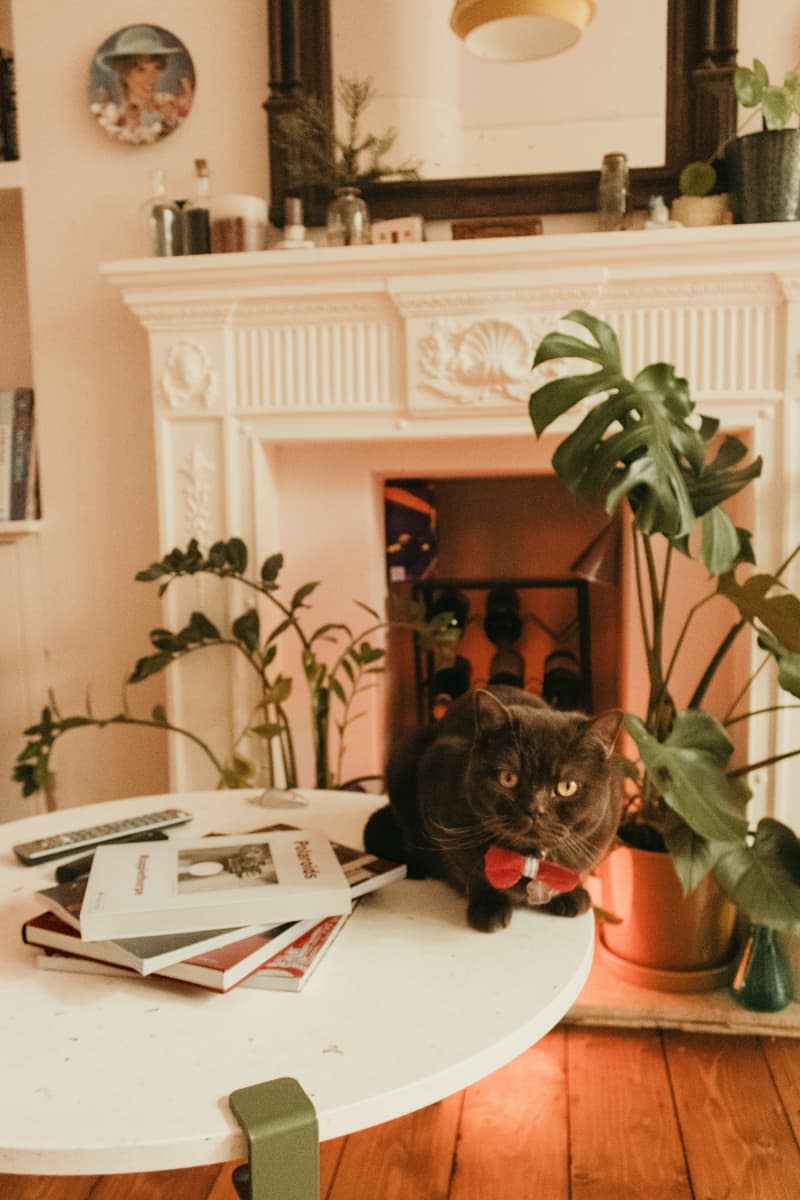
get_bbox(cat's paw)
[468,892,512,932]
[543,885,591,918]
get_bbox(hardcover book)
[79,829,352,939]
[30,917,316,993]
[241,910,350,993]
[23,905,292,976]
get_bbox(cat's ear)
[474,689,512,735]
[584,710,624,759]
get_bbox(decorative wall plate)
[88,24,195,145]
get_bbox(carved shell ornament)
[161,341,220,409]
[417,316,582,405]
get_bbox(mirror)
[265,0,738,226]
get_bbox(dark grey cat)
[365,685,623,932]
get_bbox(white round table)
[0,789,593,1175]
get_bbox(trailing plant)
[15,538,457,799]
[529,310,800,932]
[273,75,421,195]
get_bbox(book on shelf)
[241,910,350,993]
[10,387,36,520]
[0,388,13,521]
[29,881,296,975]
[79,829,352,940]
[0,50,18,162]
[28,915,319,994]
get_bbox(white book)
[79,829,351,940]
[24,907,293,976]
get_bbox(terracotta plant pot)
[597,843,738,993]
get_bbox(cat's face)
[464,690,623,871]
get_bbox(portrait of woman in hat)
[89,24,195,144]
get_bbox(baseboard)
[566,937,800,1038]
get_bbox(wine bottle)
[483,585,522,646]
[430,655,472,721]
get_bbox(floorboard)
[5,1028,800,1200]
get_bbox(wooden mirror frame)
[265,0,738,226]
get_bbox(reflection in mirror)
[265,0,738,225]
[331,0,667,180]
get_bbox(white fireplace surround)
[103,223,800,826]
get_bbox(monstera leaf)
[714,818,800,931]
[625,710,749,843]
[718,571,800,654]
[530,312,762,548]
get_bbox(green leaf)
[232,608,261,652]
[261,553,284,583]
[530,313,709,540]
[188,611,221,641]
[625,711,749,842]
[757,631,800,699]
[128,652,174,683]
[291,582,319,610]
[226,538,248,574]
[662,817,718,894]
[151,705,168,725]
[714,818,800,931]
[264,675,292,705]
[250,722,284,740]
[329,678,347,704]
[718,572,800,652]
[208,541,228,568]
[700,507,740,575]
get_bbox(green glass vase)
[730,925,794,1012]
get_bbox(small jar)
[598,152,629,232]
[326,187,371,246]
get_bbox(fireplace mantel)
[103,224,800,820]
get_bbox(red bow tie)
[484,845,580,892]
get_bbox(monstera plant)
[528,310,800,933]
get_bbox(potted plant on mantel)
[272,75,420,240]
[725,59,800,223]
[529,310,800,993]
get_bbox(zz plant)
[15,538,457,799]
[529,310,800,932]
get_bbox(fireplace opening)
[382,474,624,750]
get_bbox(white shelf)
[0,519,40,541]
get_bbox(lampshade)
[569,520,622,586]
[450,0,595,62]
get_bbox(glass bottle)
[275,195,315,249]
[597,152,629,232]
[181,157,212,254]
[326,186,371,246]
[139,168,181,256]
[730,925,794,1012]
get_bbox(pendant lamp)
[450,0,595,62]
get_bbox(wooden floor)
[5,1026,800,1199]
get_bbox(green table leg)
[229,1076,319,1200]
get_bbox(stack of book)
[22,825,405,994]
[0,386,38,521]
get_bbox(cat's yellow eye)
[497,769,519,789]
[556,778,579,798]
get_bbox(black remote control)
[13,807,192,865]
